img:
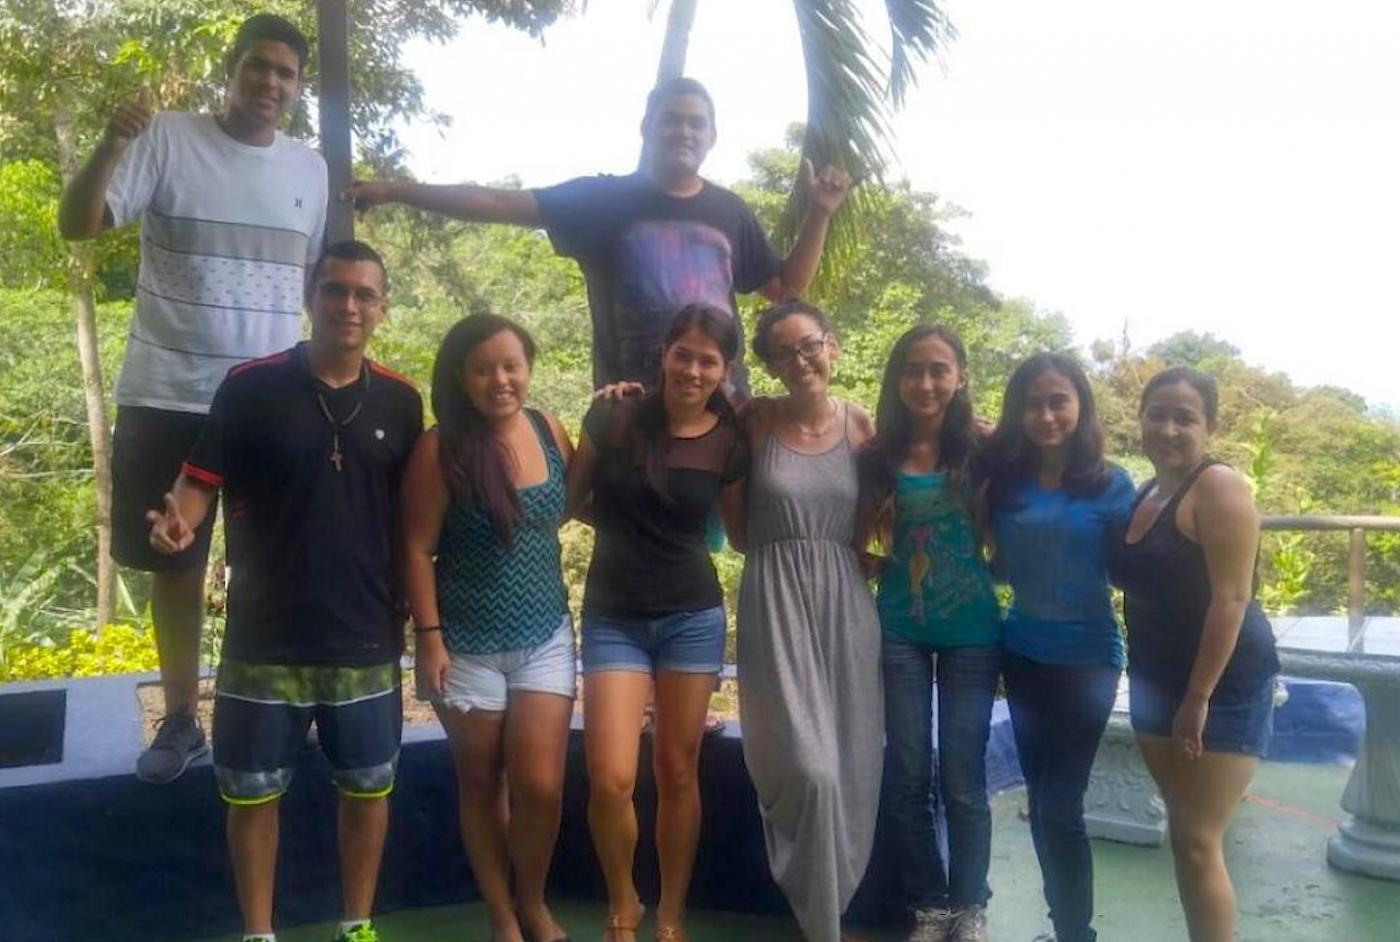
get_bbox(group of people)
[58,13,1280,942]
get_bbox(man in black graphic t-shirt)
[344,77,851,394]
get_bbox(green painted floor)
[199,763,1399,942]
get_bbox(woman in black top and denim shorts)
[1111,366,1279,942]
[567,304,748,942]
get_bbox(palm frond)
[887,0,955,106]
[783,0,954,284]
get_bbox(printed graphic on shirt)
[891,483,987,626]
[613,220,736,381]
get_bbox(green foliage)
[0,160,65,288]
[3,127,1398,680]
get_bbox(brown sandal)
[604,903,645,942]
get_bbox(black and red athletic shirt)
[183,342,423,667]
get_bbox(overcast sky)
[393,0,1400,410]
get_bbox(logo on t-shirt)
[294,197,304,209]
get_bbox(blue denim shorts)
[581,606,726,675]
[1129,673,1277,757]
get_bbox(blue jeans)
[881,636,1000,910]
[1004,652,1119,942]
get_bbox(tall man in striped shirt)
[59,13,328,783]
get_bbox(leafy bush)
[1,623,159,682]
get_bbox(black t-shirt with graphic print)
[581,398,748,618]
[533,172,782,394]
[183,343,423,667]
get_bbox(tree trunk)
[53,104,116,628]
[655,0,699,84]
[641,0,700,170]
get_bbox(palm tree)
[650,0,956,267]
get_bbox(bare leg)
[338,793,389,922]
[584,670,652,941]
[438,705,520,941]
[651,670,717,935]
[228,800,279,935]
[505,691,574,942]
[150,567,205,715]
[1139,734,1259,942]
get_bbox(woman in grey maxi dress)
[737,302,884,942]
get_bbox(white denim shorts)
[428,614,577,713]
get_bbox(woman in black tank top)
[1111,367,1279,942]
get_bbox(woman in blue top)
[862,324,1001,942]
[982,353,1135,942]
[400,315,575,942]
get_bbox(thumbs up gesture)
[147,493,194,555]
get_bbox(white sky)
[394,0,1400,410]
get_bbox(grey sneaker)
[950,906,988,942]
[135,712,207,784]
[906,907,959,942]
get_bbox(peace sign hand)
[147,493,194,555]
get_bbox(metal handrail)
[1260,514,1400,632]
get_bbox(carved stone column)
[1084,704,1166,846]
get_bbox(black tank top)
[1109,459,1279,699]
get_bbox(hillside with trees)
[1,4,1396,680]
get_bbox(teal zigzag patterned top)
[436,410,569,655]
[876,470,1000,648]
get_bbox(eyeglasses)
[768,334,829,367]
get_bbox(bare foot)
[486,912,525,942]
[519,902,567,942]
[603,899,645,942]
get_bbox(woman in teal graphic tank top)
[400,314,575,942]
[861,324,1000,942]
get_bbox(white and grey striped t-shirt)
[106,111,328,414]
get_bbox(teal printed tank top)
[436,410,569,655]
[876,470,1000,647]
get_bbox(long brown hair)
[431,314,537,547]
[861,323,978,506]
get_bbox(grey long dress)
[737,409,884,942]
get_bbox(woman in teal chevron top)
[400,314,575,942]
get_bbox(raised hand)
[146,493,194,555]
[101,91,153,153]
[339,179,400,214]
[802,158,853,219]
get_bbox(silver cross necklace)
[315,380,367,472]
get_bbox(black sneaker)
[135,712,208,784]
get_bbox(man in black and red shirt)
[147,240,421,942]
